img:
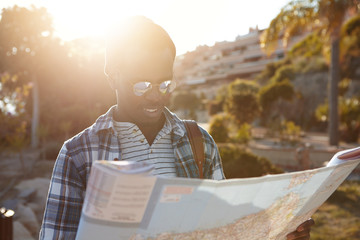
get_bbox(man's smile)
[144,108,158,113]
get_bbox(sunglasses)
[131,80,176,96]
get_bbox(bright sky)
[1,0,290,55]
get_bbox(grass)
[311,181,360,240]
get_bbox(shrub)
[225,91,260,125]
[209,114,230,143]
[327,181,360,206]
[280,121,302,145]
[316,97,360,143]
[228,78,259,94]
[255,59,290,84]
[219,145,283,178]
[207,100,223,116]
[300,57,328,73]
[270,65,295,83]
[171,91,201,112]
[224,79,261,125]
[236,123,251,144]
[259,80,295,111]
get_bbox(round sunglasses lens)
[133,82,151,96]
[159,81,169,94]
[159,81,176,94]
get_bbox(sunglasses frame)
[108,73,177,97]
[131,80,176,96]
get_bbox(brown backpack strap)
[183,120,204,179]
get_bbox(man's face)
[114,48,174,126]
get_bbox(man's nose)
[144,85,162,101]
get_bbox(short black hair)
[105,16,176,70]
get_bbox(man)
[40,16,314,239]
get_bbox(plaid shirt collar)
[90,105,186,141]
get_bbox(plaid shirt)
[39,106,225,239]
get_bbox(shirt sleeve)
[211,144,226,180]
[39,144,86,240]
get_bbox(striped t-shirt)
[113,117,177,177]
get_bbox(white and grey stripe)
[113,118,177,177]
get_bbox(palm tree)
[260,0,359,146]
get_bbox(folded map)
[76,147,360,240]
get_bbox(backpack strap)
[183,120,204,179]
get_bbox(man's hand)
[286,218,315,240]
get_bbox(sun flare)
[2,0,292,54]
[48,0,172,40]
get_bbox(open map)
[76,147,360,240]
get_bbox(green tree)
[339,97,360,142]
[259,80,295,118]
[316,97,360,142]
[228,78,259,94]
[288,32,329,74]
[0,72,30,147]
[39,37,113,142]
[224,79,261,125]
[0,5,53,148]
[209,114,230,143]
[235,123,251,144]
[208,100,223,116]
[0,73,30,173]
[341,14,360,79]
[261,0,359,146]
[289,32,324,58]
[269,65,296,83]
[171,91,201,119]
[0,6,111,147]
